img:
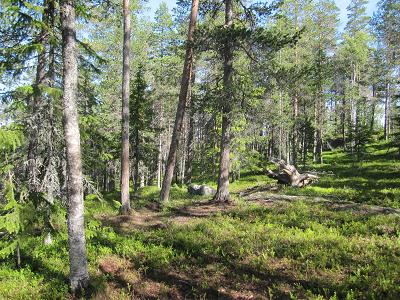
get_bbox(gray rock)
[188,184,216,196]
[44,232,53,245]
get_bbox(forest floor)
[1,142,399,299]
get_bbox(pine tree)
[340,0,372,158]
[150,2,181,189]
[130,64,155,191]
[213,0,234,203]
[345,0,370,36]
[160,0,199,203]
[311,0,339,164]
[373,0,400,142]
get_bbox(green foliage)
[0,267,44,300]
[353,122,372,161]
[0,126,25,260]
[0,127,23,154]
[391,99,400,154]
[282,142,400,207]
[0,178,25,260]
[130,64,154,134]
[345,0,370,36]
[0,181,21,234]
[142,199,400,299]
[340,32,371,66]
[116,238,176,270]
[129,64,159,186]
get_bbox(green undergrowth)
[277,142,400,208]
[0,142,399,299]
[152,202,400,299]
[2,193,399,299]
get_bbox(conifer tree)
[130,64,155,191]
[213,0,234,203]
[160,0,199,203]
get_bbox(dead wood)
[267,159,319,187]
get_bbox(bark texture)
[27,0,51,192]
[291,92,298,165]
[185,65,196,184]
[60,0,89,292]
[313,64,323,164]
[120,0,131,214]
[185,106,195,184]
[160,0,199,202]
[133,126,140,192]
[157,134,162,188]
[213,0,233,203]
[384,82,390,141]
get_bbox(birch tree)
[60,0,89,292]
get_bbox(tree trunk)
[313,58,323,164]
[60,0,89,292]
[156,94,164,189]
[268,127,273,157]
[103,165,108,192]
[291,92,298,165]
[291,14,299,165]
[302,122,307,167]
[350,63,357,154]
[184,65,196,184]
[213,0,233,203]
[157,134,162,188]
[185,106,194,184]
[341,95,346,149]
[313,95,323,164]
[181,144,186,186]
[133,127,140,192]
[384,82,390,141]
[27,0,51,193]
[108,161,115,191]
[120,0,131,214]
[369,85,376,132]
[279,89,283,160]
[16,243,21,269]
[159,0,199,202]
[44,0,56,245]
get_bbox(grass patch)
[278,142,400,208]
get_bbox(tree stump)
[267,159,319,187]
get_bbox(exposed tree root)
[267,159,319,187]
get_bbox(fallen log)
[267,159,319,187]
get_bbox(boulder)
[188,184,216,196]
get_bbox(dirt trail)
[100,185,399,235]
[99,200,237,234]
[240,185,400,215]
